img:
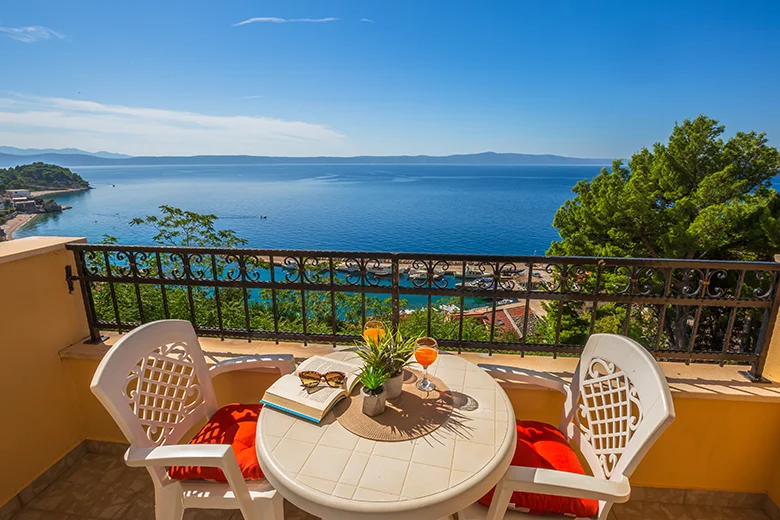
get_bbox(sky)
[1,0,779,158]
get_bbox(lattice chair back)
[562,334,675,482]
[91,320,218,450]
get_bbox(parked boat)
[455,277,494,289]
[408,269,444,281]
[335,262,360,273]
[463,266,486,279]
[367,264,392,276]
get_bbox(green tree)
[0,162,89,191]
[129,205,248,248]
[548,115,780,260]
[536,115,780,351]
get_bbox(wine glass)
[414,337,439,391]
[363,320,386,345]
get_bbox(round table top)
[255,352,517,520]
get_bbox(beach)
[30,186,90,198]
[1,213,38,240]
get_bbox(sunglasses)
[298,370,347,388]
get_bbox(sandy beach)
[30,187,90,198]
[1,213,38,240]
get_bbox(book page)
[264,375,337,412]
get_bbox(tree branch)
[638,229,660,258]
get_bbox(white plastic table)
[255,352,517,520]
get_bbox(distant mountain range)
[0,146,132,159]
[0,150,609,168]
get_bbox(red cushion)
[168,403,264,482]
[478,420,599,517]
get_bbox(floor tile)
[686,505,769,520]
[11,511,76,520]
[612,502,693,520]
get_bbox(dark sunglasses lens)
[324,372,346,387]
[299,371,321,387]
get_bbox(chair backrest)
[91,320,218,448]
[562,334,675,481]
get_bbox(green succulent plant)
[359,366,388,395]
[355,324,419,378]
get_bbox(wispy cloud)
[0,25,64,43]
[239,95,264,100]
[361,18,374,23]
[0,95,350,156]
[232,17,338,27]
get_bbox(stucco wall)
[0,238,90,507]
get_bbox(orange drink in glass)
[414,337,438,391]
[363,320,386,345]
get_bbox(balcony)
[4,236,780,520]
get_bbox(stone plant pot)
[361,386,387,417]
[384,372,404,399]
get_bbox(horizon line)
[0,149,612,161]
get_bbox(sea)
[16,164,606,255]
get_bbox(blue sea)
[17,164,605,254]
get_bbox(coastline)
[1,213,39,240]
[30,186,90,198]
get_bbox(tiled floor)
[10,452,772,520]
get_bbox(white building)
[7,189,31,199]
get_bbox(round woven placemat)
[333,368,453,442]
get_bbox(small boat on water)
[408,269,445,281]
[367,264,391,276]
[335,262,360,273]
[461,267,524,280]
[463,266,486,279]
[455,277,494,289]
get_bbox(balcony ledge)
[0,236,85,265]
[60,331,780,404]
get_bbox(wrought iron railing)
[66,243,780,379]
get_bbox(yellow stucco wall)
[0,241,90,507]
[769,464,780,506]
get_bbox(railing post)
[70,249,103,344]
[752,273,780,381]
[391,257,400,331]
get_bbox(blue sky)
[1,0,779,157]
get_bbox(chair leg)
[155,485,184,520]
[485,480,512,520]
[255,492,284,520]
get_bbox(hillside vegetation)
[0,162,89,191]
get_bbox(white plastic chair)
[90,320,295,520]
[459,334,675,520]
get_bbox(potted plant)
[379,328,418,399]
[356,323,418,399]
[359,366,388,417]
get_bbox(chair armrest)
[209,353,295,378]
[478,364,570,395]
[126,444,255,505]
[503,466,631,503]
[125,444,234,468]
